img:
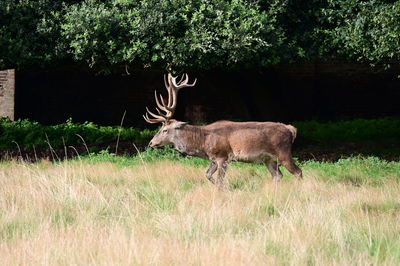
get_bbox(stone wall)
[0,69,15,120]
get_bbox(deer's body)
[150,120,302,189]
[144,74,302,190]
[174,121,293,162]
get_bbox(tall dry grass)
[0,158,399,265]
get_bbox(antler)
[143,73,197,124]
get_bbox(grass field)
[0,153,399,265]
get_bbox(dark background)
[15,61,400,127]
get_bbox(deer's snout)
[149,140,160,148]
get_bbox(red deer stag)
[144,73,302,190]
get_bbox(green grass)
[83,147,209,167]
[82,149,400,187]
[301,157,400,185]
[0,156,399,264]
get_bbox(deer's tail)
[285,125,297,143]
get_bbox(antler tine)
[164,73,197,113]
[165,73,174,107]
[158,92,172,118]
[143,114,162,124]
[155,107,163,115]
[171,73,196,89]
[171,74,187,89]
[154,90,170,115]
[167,73,175,107]
[145,107,166,120]
[177,73,187,85]
[163,74,169,90]
[164,74,173,104]
[189,77,197,87]
[144,73,197,124]
[144,107,167,124]
[143,114,153,123]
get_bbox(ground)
[0,156,399,265]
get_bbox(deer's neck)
[174,125,208,159]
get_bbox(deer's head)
[143,73,196,148]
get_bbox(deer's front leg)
[216,160,229,191]
[206,162,218,184]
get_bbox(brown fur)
[149,119,302,190]
[284,125,297,143]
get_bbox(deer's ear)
[173,121,188,129]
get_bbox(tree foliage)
[323,0,400,65]
[0,0,66,67]
[61,0,286,70]
[0,0,400,71]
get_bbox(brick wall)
[0,69,15,120]
[14,63,400,126]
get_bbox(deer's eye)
[162,129,168,133]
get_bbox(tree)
[323,0,400,65]
[61,0,287,71]
[1,0,400,71]
[0,0,73,68]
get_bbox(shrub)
[294,117,400,142]
[0,118,156,149]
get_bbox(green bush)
[0,118,156,149]
[0,117,398,152]
[294,117,400,142]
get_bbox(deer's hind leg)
[278,152,303,179]
[265,159,283,182]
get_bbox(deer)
[143,73,303,190]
